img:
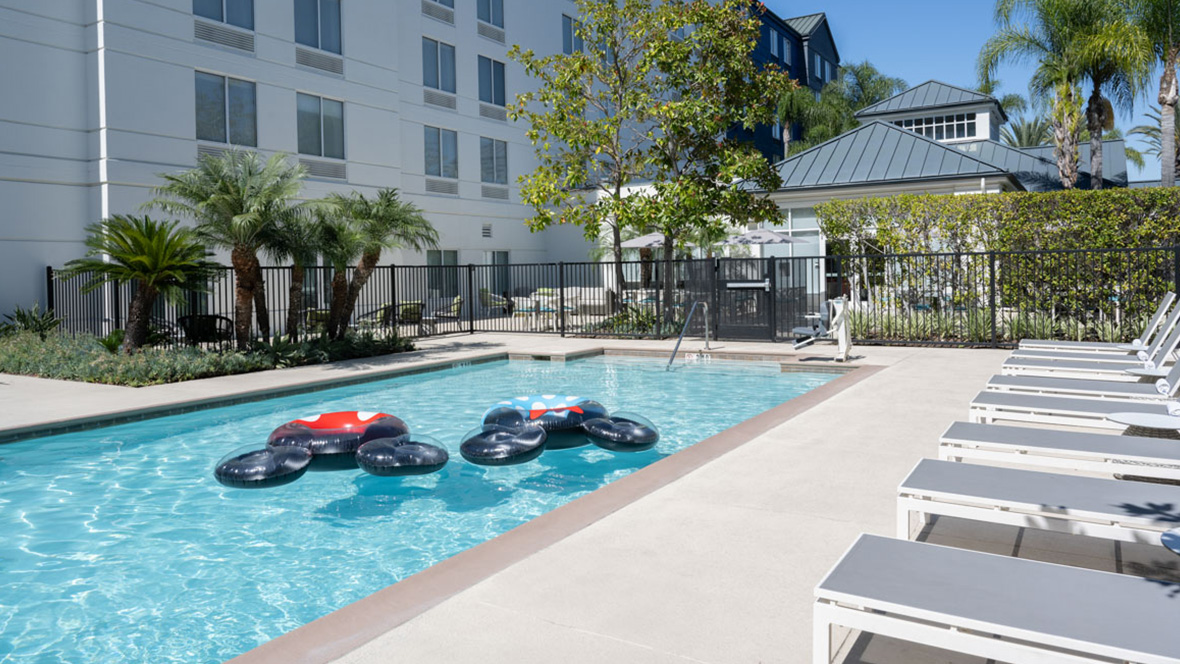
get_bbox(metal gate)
[715,258,774,340]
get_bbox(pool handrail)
[667,301,710,371]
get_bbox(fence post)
[988,250,997,347]
[1173,246,1180,297]
[711,257,720,340]
[467,264,475,334]
[113,283,122,331]
[45,266,55,316]
[558,262,566,337]
[767,256,777,341]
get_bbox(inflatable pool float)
[484,395,608,449]
[357,434,450,476]
[581,412,660,453]
[460,419,548,466]
[214,445,312,489]
[267,411,409,471]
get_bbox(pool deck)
[0,334,1083,663]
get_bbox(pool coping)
[222,359,882,664]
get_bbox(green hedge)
[815,187,1180,254]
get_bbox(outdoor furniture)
[968,390,1178,430]
[177,314,233,345]
[814,534,1180,664]
[435,296,463,327]
[304,309,331,334]
[1017,291,1175,353]
[939,421,1180,482]
[356,301,425,333]
[478,288,511,316]
[1107,411,1180,439]
[984,361,1178,401]
[897,458,1180,546]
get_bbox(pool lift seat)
[792,297,851,362]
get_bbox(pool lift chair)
[792,297,852,362]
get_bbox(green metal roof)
[784,12,825,36]
[949,140,1059,192]
[855,80,1005,122]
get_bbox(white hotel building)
[0,0,595,315]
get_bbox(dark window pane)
[322,98,344,159]
[966,121,976,136]
[478,0,490,23]
[424,126,440,176]
[480,137,494,182]
[227,78,256,146]
[297,93,321,155]
[194,0,222,22]
[423,38,439,89]
[439,43,455,92]
[320,0,341,54]
[492,0,503,27]
[495,139,507,184]
[295,0,318,48]
[955,123,965,139]
[441,129,458,179]
[195,72,226,143]
[562,15,573,55]
[478,56,492,103]
[435,0,453,6]
[493,60,505,106]
[934,125,944,140]
[226,0,253,29]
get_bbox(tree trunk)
[611,222,625,314]
[1161,53,1179,188]
[326,269,349,340]
[1085,87,1105,189]
[122,283,158,353]
[661,236,675,326]
[639,248,653,288]
[251,257,271,339]
[230,246,258,350]
[286,263,305,341]
[1052,85,1080,189]
[338,252,379,340]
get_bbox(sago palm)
[61,215,217,352]
[149,150,308,348]
[327,189,438,339]
[1128,0,1180,186]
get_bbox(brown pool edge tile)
[225,361,884,664]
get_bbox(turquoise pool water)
[0,357,836,663]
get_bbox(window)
[295,0,341,54]
[894,113,977,141]
[195,72,257,146]
[427,249,459,298]
[477,0,503,28]
[826,61,836,82]
[562,15,583,54]
[769,29,779,58]
[480,137,507,184]
[194,0,253,29]
[427,0,454,6]
[814,53,822,81]
[782,37,792,66]
[422,38,456,93]
[478,56,506,106]
[424,126,458,178]
[770,124,782,140]
[297,93,344,158]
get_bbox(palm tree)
[1001,115,1053,146]
[262,214,320,341]
[149,150,308,348]
[1129,0,1180,187]
[1130,104,1180,179]
[61,215,217,352]
[977,78,1030,117]
[327,189,438,340]
[778,60,907,155]
[979,0,1088,187]
[313,210,364,341]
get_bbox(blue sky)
[762,0,1161,181]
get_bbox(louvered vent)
[477,22,505,43]
[423,89,457,109]
[197,144,229,159]
[299,158,347,179]
[481,223,493,238]
[421,0,455,24]
[481,185,509,200]
[296,46,344,75]
[425,178,459,195]
[194,20,255,52]
[479,104,507,121]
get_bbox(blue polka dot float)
[460,395,659,466]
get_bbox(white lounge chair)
[969,390,1177,429]
[999,318,1180,381]
[938,421,1180,482]
[814,534,1180,664]
[1010,301,1180,363]
[1017,291,1175,353]
[898,458,1180,545]
[985,353,1180,401]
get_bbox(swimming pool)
[0,356,837,663]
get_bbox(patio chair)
[177,314,234,345]
[435,295,463,323]
[968,389,1178,430]
[999,317,1180,381]
[1009,302,1180,365]
[304,309,331,335]
[897,458,1180,546]
[938,421,1180,483]
[1017,291,1175,353]
[814,534,1180,664]
[478,288,510,316]
[984,348,1180,401]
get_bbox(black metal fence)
[45,246,1180,348]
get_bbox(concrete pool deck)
[6,334,1149,663]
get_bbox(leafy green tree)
[778,60,908,154]
[327,189,438,339]
[1001,115,1053,146]
[62,215,217,352]
[1128,0,1180,186]
[262,214,320,341]
[150,151,308,348]
[1130,104,1180,179]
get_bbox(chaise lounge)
[1016,291,1175,353]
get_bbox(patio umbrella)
[619,232,670,248]
[719,229,800,245]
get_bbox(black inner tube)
[582,417,660,452]
[357,436,449,476]
[460,424,547,466]
[214,447,312,488]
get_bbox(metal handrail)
[666,301,710,371]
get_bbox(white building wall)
[0,0,593,316]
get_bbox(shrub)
[3,304,62,340]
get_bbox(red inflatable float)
[267,411,409,471]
